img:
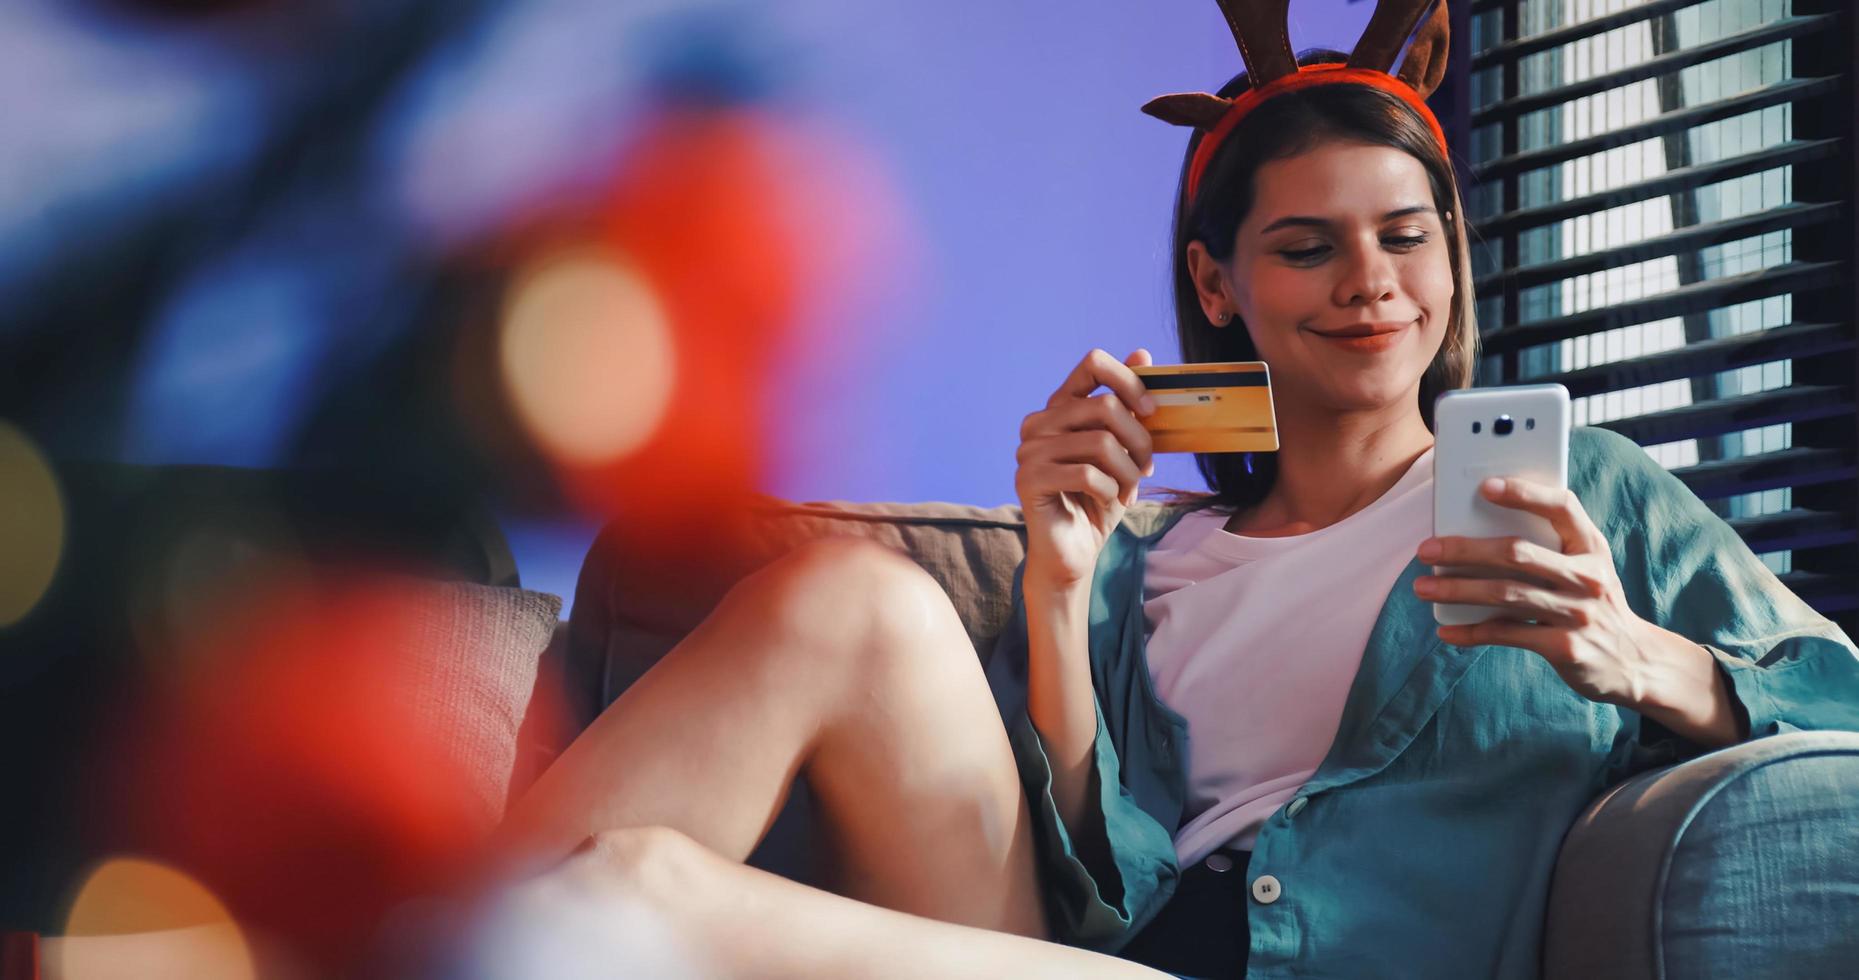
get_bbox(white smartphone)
[1432,384,1572,626]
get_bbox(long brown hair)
[1156,50,1479,515]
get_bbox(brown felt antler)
[1352,0,1451,99]
[1141,0,1294,130]
[1142,0,1451,133]
[1220,0,1297,90]
[1393,0,1450,98]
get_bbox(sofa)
[554,496,1859,979]
[7,463,1856,976]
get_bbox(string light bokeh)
[0,422,63,630]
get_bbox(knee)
[747,537,970,662]
[517,827,727,974]
[575,825,709,897]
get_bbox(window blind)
[1464,0,1857,634]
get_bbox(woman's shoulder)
[1120,498,1213,541]
[1569,424,1673,495]
[1570,423,1645,463]
[1567,425,1720,544]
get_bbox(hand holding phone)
[1431,385,1572,626]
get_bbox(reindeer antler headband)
[1144,0,1452,205]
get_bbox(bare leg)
[41,925,315,980]
[484,826,1172,980]
[495,537,1044,936]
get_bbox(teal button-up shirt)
[985,425,1859,978]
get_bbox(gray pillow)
[383,580,563,827]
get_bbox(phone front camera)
[1494,415,1514,436]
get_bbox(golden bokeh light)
[499,248,677,465]
[55,856,257,980]
[0,421,64,628]
[63,856,238,936]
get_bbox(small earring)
[1215,310,1230,324]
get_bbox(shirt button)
[1285,796,1309,818]
[1251,874,1282,904]
[1204,853,1235,873]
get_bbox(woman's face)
[1199,140,1454,419]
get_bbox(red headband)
[1185,63,1449,205]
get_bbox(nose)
[1333,240,1398,309]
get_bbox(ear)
[1185,241,1237,326]
[1395,0,1450,98]
[1141,93,1235,131]
[1348,0,1437,75]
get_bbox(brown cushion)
[560,496,1178,729]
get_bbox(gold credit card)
[1131,361,1279,454]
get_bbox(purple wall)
[765,0,1378,507]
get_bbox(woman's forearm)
[1023,576,1100,833]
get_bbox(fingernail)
[1482,477,1505,494]
[1139,395,1157,416]
[1417,539,1440,561]
[1144,461,1155,477]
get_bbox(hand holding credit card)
[1131,361,1280,453]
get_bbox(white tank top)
[1140,448,1434,866]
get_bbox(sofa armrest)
[1544,731,1859,980]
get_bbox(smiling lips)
[1309,320,1411,352]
